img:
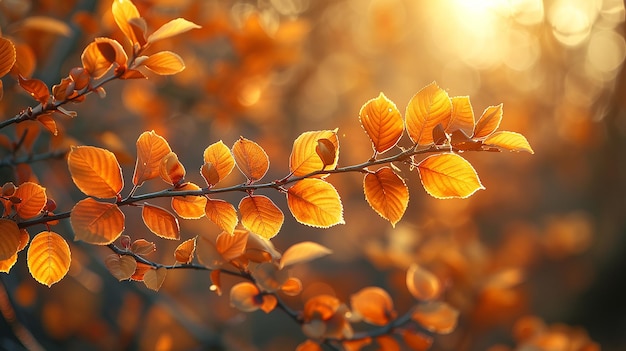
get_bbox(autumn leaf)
[239,195,284,239]
[105,254,137,281]
[196,232,223,269]
[473,104,503,138]
[174,238,196,264]
[159,151,185,186]
[142,203,180,240]
[0,37,16,77]
[230,282,261,312]
[205,198,238,235]
[253,262,288,293]
[27,231,71,287]
[406,263,442,301]
[447,96,475,136]
[70,198,125,245]
[363,167,409,227]
[81,38,127,79]
[18,16,72,37]
[405,82,452,146]
[296,340,323,351]
[287,179,344,228]
[411,301,459,334]
[111,0,142,46]
[14,182,47,220]
[202,140,235,185]
[315,139,337,168]
[351,287,396,326]
[376,336,401,351]
[402,330,433,351]
[417,153,484,199]
[141,51,185,75]
[146,18,201,45]
[171,182,207,219]
[18,75,49,104]
[216,230,248,262]
[131,239,156,255]
[232,137,269,182]
[143,267,167,291]
[0,253,18,273]
[483,131,534,154]
[133,130,172,186]
[0,219,21,261]
[280,241,332,269]
[281,277,303,296]
[37,114,57,136]
[359,92,404,153]
[290,130,339,177]
[68,146,123,198]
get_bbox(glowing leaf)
[290,130,339,177]
[20,16,71,36]
[239,195,284,240]
[147,18,201,44]
[411,301,459,334]
[363,167,408,227]
[230,282,261,312]
[376,336,400,351]
[68,146,123,198]
[417,153,484,199]
[286,179,344,228]
[142,51,185,75]
[159,151,185,186]
[27,231,71,287]
[350,287,396,326]
[142,203,180,240]
[405,82,452,145]
[202,140,235,185]
[37,114,57,136]
[111,0,141,46]
[359,92,404,153]
[18,75,49,104]
[245,233,281,263]
[131,262,151,281]
[216,230,248,262]
[483,131,534,154]
[281,277,303,296]
[260,294,277,313]
[315,139,337,168]
[196,232,223,269]
[171,182,207,219]
[447,96,475,136]
[143,267,167,291]
[133,131,172,186]
[70,198,125,245]
[17,229,29,251]
[130,239,155,255]
[104,254,137,281]
[406,263,442,301]
[0,253,18,273]
[14,182,47,220]
[174,238,196,264]
[232,137,269,182]
[80,38,127,79]
[402,330,433,351]
[205,198,238,234]
[473,104,503,138]
[0,37,16,77]
[0,219,20,261]
[280,241,332,269]
[296,340,323,351]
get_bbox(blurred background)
[1,0,625,350]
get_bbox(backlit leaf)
[359,92,404,153]
[142,51,185,75]
[411,301,459,334]
[27,231,71,287]
[205,198,238,234]
[17,229,30,251]
[14,182,47,220]
[0,253,18,273]
[363,167,408,227]
[417,153,484,199]
[216,229,248,262]
[376,336,400,351]
[483,131,534,154]
[260,294,277,313]
[70,198,125,245]
[68,146,123,198]
[37,114,57,136]
[142,204,180,240]
[174,238,196,264]
[447,96,475,136]
[104,254,137,281]
[239,195,284,240]
[230,282,261,312]
[81,38,127,79]
[473,104,503,138]
[280,241,332,269]
[131,262,151,281]
[402,330,433,351]
[147,18,201,44]
[18,75,49,104]
[202,140,235,185]
[11,43,35,77]
[0,219,20,261]
[405,82,452,146]
[133,130,172,186]
[171,182,207,219]
[290,130,339,177]
[287,179,344,228]
[281,277,303,296]
[196,232,223,269]
[232,137,269,182]
[143,267,167,291]
[159,151,185,186]
[350,286,396,326]
[111,0,141,46]
[0,37,16,77]
[406,263,442,301]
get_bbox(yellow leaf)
[104,254,137,281]
[133,131,173,186]
[216,229,248,262]
[174,238,196,264]
[142,203,180,240]
[111,0,142,46]
[14,182,47,220]
[232,137,269,182]
[359,92,404,153]
[147,18,201,44]
[230,282,261,312]
[202,140,235,185]
[417,153,484,199]
[350,287,396,326]
[205,198,238,234]
[280,241,332,269]
[0,37,16,77]
[447,96,475,136]
[411,301,459,334]
[363,167,408,227]
[287,179,344,228]
[26,231,71,287]
[0,253,18,273]
[290,130,339,177]
[70,198,125,245]
[68,146,123,198]
[0,219,20,261]
[405,82,452,146]
[473,104,503,138]
[159,151,185,186]
[483,131,534,154]
[80,38,127,79]
[171,182,207,219]
[142,51,185,75]
[143,267,167,291]
[406,263,442,301]
[239,195,284,239]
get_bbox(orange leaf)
[142,51,185,75]
[26,231,71,287]
[37,114,57,136]
[70,198,125,245]
[174,237,196,264]
[202,140,235,185]
[18,75,49,104]
[363,167,408,227]
[232,137,269,182]
[19,16,71,36]
[473,104,503,138]
[111,0,142,46]
[406,263,442,301]
[253,262,288,293]
[196,232,223,269]
[483,131,534,154]
[216,229,248,262]
[239,195,284,240]
[68,146,123,198]
[11,42,35,77]
[405,82,452,146]
[0,37,16,77]
[296,340,323,351]
[286,179,344,228]
[359,92,404,153]
[0,219,20,261]
[315,138,337,168]
[147,18,201,44]
[159,151,185,186]
[171,182,207,219]
[142,203,180,240]
[280,241,332,269]
[130,239,155,255]
[104,254,137,281]
[14,182,47,220]
[81,38,127,79]
[411,301,459,334]
[350,286,396,326]
[447,96,475,136]
[205,198,238,234]
[281,277,303,296]
[230,282,261,312]
[376,335,400,351]
[0,253,18,273]
[143,267,167,291]
[260,294,278,313]
[17,229,30,252]
[133,130,172,186]
[131,262,151,281]
[402,330,433,351]
[417,153,484,199]
[290,129,339,177]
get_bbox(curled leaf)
[315,138,336,168]
[202,140,235,185]
[290,130,339,177]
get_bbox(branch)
[0,148,68,167]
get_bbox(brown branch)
[0,148,69,167]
